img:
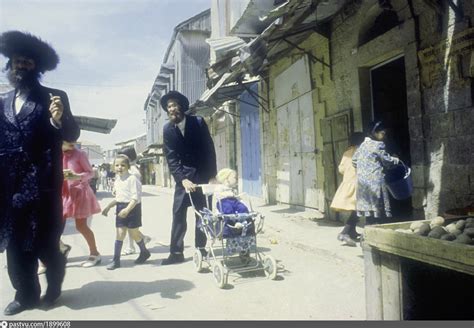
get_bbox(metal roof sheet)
[230,0,277,36]
[206,36,246,62]
[73,115,117,134]
[196,72,259,108]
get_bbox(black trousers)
[6,192,66,306]
[6,232,65,306]
[170,187,209,254]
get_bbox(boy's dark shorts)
[115,202,142,228]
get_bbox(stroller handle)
[184,183,219,196]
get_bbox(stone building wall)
[414,0,474,216]
[328,0,474,218]
[260,33,332,210]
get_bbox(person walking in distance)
[100,167,108,191]
[102,154,150,270]
[0,31,80,315]
[161,91,217,265]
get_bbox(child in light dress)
[330,132,364,246]
[62,140,102,267]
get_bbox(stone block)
[412,187,426,209]
[437,190,458,215]
[446,137,472,165]
[408,116,423,139]
[446,84,473,111]
[426,137,447,163]
[422,114,431,139]
[405,69,421,91]
[412,208,427,220]
[411,165,426,189]
[454,193,474,209]
[430,112,454,138]
[442,165,470,192]
[454,108,474,135]
[406,90,422,117]
[409,138,425,165]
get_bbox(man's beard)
[168,111,184,124]
[7,68,40,91]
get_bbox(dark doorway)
[371,56,412,220]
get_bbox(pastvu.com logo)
[1,321,7,328]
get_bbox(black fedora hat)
[0,30,59,72]
[160,90,189,113]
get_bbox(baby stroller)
[189,185,278,288]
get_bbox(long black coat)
[0,83,79,252]
[163,115,217,208]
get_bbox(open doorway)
[370,56,413,220]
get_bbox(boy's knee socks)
[136,239,147,253]
[114,240,124,261]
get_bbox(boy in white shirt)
[102,155,150,270]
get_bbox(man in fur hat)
[161,91,217,265]
[0,31,80,315]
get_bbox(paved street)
[1,185,366,320]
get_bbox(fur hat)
[0,31,59,72]
[160,90,189,113]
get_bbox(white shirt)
[14,91,29,115]
[176,116,186,137]
[114,173,142,203]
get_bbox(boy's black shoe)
[106,260,120,270]
[161,253,185,265]
[134,250,151,264]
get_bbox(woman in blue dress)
[352,121,400,225]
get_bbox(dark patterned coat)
[0,83,79,252]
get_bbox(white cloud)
[0,0,211,152]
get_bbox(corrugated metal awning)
[230,0,277,36]
[74,115,117,134]
[195,73,260,109]
[206,36,246,63]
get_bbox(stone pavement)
[0,185,366,320]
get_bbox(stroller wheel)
[212,262,227,289]
[193,249,204,272]
[263,255,278,280]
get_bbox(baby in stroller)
[215,168,248,214]
[215,168,255,260]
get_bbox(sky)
[0,0,210,150]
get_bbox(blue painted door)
[239,83,262,197]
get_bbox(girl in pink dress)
[62,140,102,267]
